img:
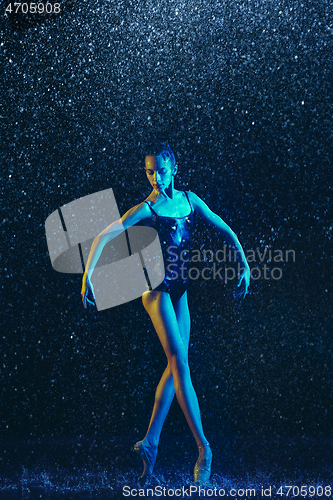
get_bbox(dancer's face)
[145,155,175,192]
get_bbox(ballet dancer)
[81,142,250,485]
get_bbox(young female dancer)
[81,143,250,485]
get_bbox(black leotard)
[143,191,194,301]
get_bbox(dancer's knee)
[165,364,172,377]
[159,364,172,382]
[169,353,189,377]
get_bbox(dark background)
[1,0,333,495]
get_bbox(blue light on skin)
[82,147,250,484]
[144,154,250,298]
[144,154,177,200]
[144,154,192,218]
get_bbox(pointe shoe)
[194,443,212,485]
[133,440,158,485]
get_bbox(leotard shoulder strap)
[183,191,193,213]
[144,200,158,216]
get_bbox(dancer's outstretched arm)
[188,192,250,298]
[81,202,151,308]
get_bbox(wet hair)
[145,141,176,167]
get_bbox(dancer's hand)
[81,273,96,308]
[234,265,250,299]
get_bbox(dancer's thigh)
[142,291,187,362]
[173,291,191,354]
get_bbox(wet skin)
[81,151,250,482]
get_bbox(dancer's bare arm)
[188,191,250,297]
[81,202,151,307]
